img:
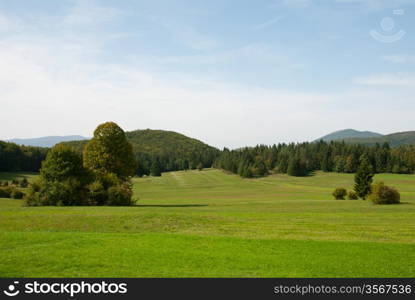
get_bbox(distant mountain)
[315,129,383,142]
[8,135,88,148]
[342,131,415,147]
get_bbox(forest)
[214,141,415,178]
[0,141,47,172]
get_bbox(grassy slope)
[0,170,414,277]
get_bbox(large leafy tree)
[354,155,374,199]
[25,144,91,206]
[41,144,89,182]
[83,122,136,179]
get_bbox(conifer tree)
[354,156,374,199]
[150,159,162,176]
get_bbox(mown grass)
[0,169,414,277]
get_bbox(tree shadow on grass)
[134,204,208,208]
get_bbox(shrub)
[0,187,12,198]
[197,162,204,171]
[107,183,134,206]
[24,180,42,206]
[11,179,19,186]
[348,191,358,200]
[369,181,400,205]
[332,188,347,200]
[88,180,107,206]
[11,189,24,199]
[25,178,89,206]
[20,178,29,188]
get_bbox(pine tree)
[287,157,307,176]
[354,156,374,199]
[150,159,162,176]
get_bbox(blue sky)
[0,0,414,148]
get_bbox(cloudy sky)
[0,0,414,148]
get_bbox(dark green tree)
[150,159,162,176]
[354,156,374,199]
[287,157,307,176]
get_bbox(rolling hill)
[342,131,415,147]
[315,129,383,142]
[62,129,218,155]
[61,129,220,174]
[8,135,88,148]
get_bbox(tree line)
[0,141,47,172]
[3,136,415,179]
[213,141,415,178]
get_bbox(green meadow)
[0,169,414,277]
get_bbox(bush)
[369,181,400,205]
[24,178,89,206]
[0,187,12,198]
[107,183,134,206]
[23,180,42,206]
[20,178,29,188]
[87,181,107,206]
[11,189,24,199]
[348,191,358,200]
[11,179,19,186]
[0,187,24,199]
[332,188,347,200]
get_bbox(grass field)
[0,169,415,277]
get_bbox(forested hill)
[341,131,415,147]
[125,129,216,157]
[61,129,220,176]
[315,129,383,142]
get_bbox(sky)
[0,0,414,149]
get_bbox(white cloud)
[61,0,123,27]
[253,16,284,30]
[382,55,415,64]
[335,0,415,10]
[354,73,415,86]
[278,0,313,8]
[129,43,300,69]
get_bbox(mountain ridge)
[7,135,89,148]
